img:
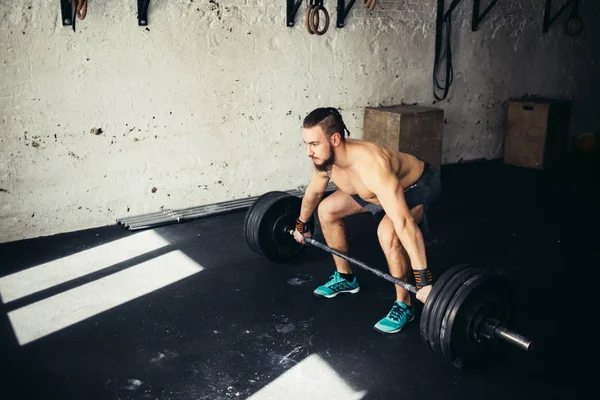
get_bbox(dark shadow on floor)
[0,157,598,399]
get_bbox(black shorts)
[351,162,442,218]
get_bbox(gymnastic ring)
[72,0,88,20]
[310,5,329,36]
[363,0,377,12]
[306,4,317,34]
[565,15,584,37]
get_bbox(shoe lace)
[388,303,406,322]
[328,271,343,283]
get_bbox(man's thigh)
[319,190,370,221]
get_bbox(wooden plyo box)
[504,98,572,170]
[363,105,444,172]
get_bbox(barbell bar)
[287,230,533,353]
[243,190,535,368]
[291,232,417,293]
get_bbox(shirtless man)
[293,107,442,334]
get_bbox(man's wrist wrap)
[414,268,433,290]
[296,218,312,234]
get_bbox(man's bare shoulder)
[350,139,396,170]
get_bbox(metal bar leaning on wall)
[116,182,338,231]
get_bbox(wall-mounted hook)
[60,0,73,28]
[138,0,150,26]
[565,0,583,36]
[471,0,501,31]
[61,1,87,32]
[336,0,358,28]
[286,0,303,27]
[543,0,582,35]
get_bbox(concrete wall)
[1,0,599,243]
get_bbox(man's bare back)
[318,138,425,205]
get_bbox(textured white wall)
[0,0,598,243]
[438,0,599,162]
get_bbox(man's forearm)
[299,191,323,222]
[395,220,428,271]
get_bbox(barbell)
[243,191,535,369]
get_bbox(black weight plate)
[245,191,295,257]
[260,198,303,262]
[440,272,513,369]
[244,191,286,257]
[420,263,474,351]
[427,266,483,357]
[420,263,473,350]
[243,193,266,254]
[249,193,285,258]
[245,191,276,256]
[437,269,489,367]
[244,192,274,256]
[243,191,304,263]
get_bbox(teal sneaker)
[313,271,360,298]
[373,301,415,334]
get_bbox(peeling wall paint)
[0,0,599,243]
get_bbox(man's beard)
[313,150,335,172]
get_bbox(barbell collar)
[491,323,535,352]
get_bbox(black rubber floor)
[1,159,598,400]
